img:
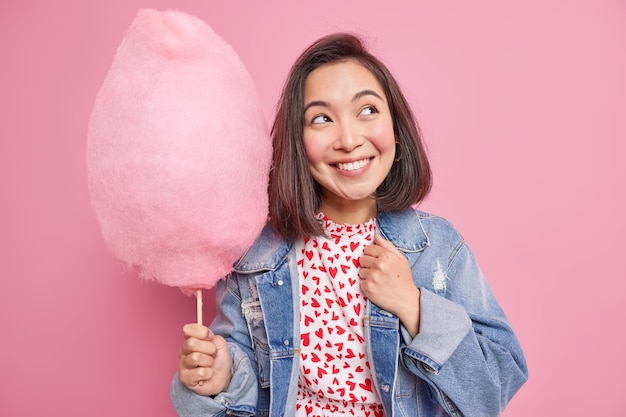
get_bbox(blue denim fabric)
[171,209,528,416]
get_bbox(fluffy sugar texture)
[87,9,271,293]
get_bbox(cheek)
[369,122,396,154]
[302,133,325,165]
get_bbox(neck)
[318,197,377,225]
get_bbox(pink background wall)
[1,0,624,415]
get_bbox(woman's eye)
[311,114,331,124]
[359,106,378,116]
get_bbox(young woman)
[171,33,528,417]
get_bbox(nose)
[334,119,364,152]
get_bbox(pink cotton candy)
[87,9,271,294]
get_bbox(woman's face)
[302,60,396,220]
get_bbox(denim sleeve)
[170,278,260,417]
[400,241,528,416]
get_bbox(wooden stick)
[196,289,203,326]
[196,288,204,386]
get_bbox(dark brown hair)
[269,33,432,239]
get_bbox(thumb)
[206,328,215,340]
[211,334,229,350]
[204,329,230,354]
[206,329,229,350]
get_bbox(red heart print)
[359,378,373,392]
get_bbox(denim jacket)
[171,209,528,417]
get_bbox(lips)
[335,158,371,172]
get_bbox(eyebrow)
[353,89,384,102]
[303,89,384,113]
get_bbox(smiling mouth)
[336,158,371,172]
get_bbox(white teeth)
[337,158,370,171]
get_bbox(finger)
[181,351,215,369]
[180,336,218,356]
[373,233,397,251]
[183,323,211,340]
[180,367,210,388]
[362,235,393,258]
[362,242,382,258]
[358,269,367,281]
[359,249,379,271]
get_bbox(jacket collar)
[376,209,430,252]
[233,209,429,273]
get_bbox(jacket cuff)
[401,288,471,373]
[170,345,259,416]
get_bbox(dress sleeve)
[170,277,261,417]
[400,238,528,416]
